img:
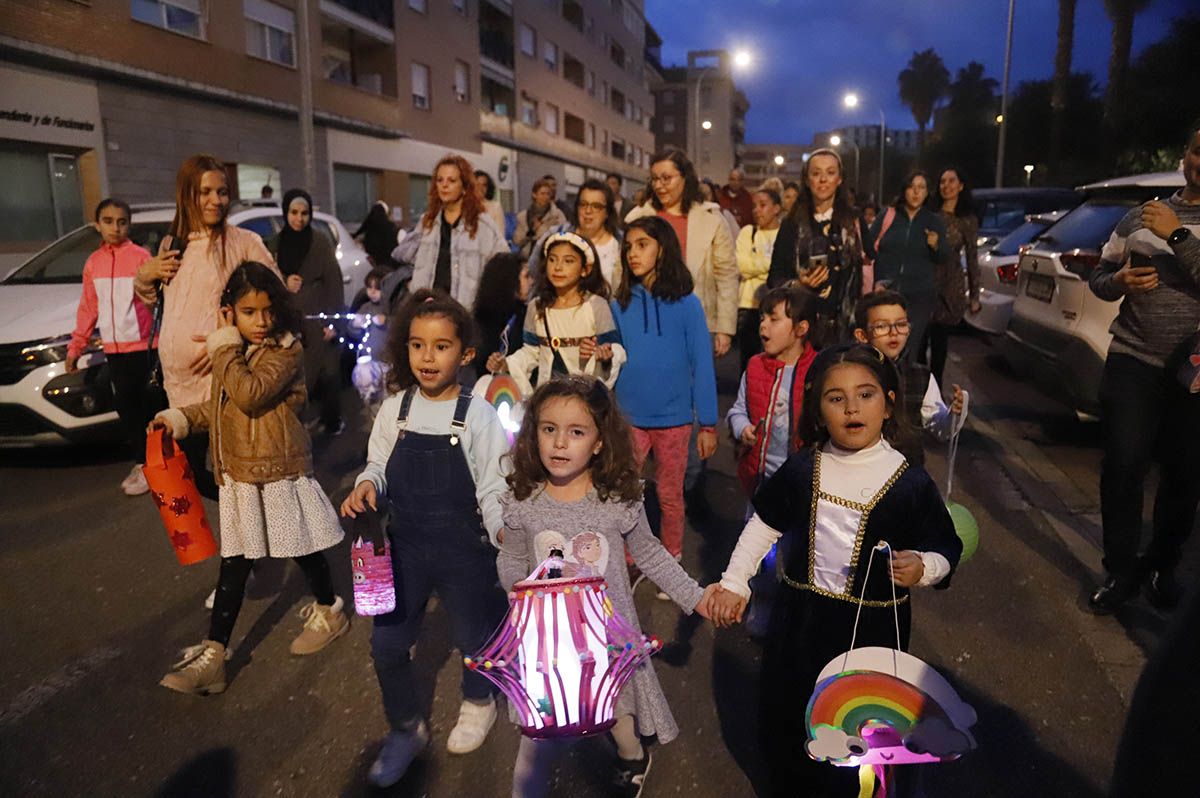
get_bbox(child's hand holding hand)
[950,384,964,415]
[710,587,748,627]
[694,583,722,620]
[697,427,718,460]
[486,352,508,374]
[890,550,925,587]
[341,481,378,518]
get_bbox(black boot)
[1145,569,1182,610]
[1088,576,1140,615]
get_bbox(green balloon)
[946,502,979,563]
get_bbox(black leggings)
[208,553,336,647]
[927,322,952,386]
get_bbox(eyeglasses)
[650,173,680,186]
[577,201,607,212]
[867,320,910,336]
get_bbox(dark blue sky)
[644,0,1192,145]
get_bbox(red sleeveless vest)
[736,343,817,495]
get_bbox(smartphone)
[808,254,829,270]
[1130,251,1154,268]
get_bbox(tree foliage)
[897,48,950,160]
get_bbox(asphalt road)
[2,328,1188,797]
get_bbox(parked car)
[967,211,1065,335]
[1000,171,1185,418]
[973,187,1082,251]
[0,203,367,447]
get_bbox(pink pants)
[630,424,692,558]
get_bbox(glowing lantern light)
[468,554,660,738]
[476,373,524,445]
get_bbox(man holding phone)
[1087,119,1200,614]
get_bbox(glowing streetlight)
[733,50,753,69]
[701,119,713,131]
[829,134,842,147]
[843,93,859,109]
[773,154,785,166]
[995,114,1004,124]
[1024,163,1034,186]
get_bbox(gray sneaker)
[367,721,430,788]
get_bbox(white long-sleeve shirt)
[720,439,951,598]
[355,389,509,545]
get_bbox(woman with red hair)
[402,154,508,308]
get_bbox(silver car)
[968,211,1065,335]
[1001,171,1184,418]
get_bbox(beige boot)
[160,640,227,695]
[290,596,349,655]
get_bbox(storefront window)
[334,166,376,227]
[0,148,83,244]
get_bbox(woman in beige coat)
[624,148,737,358]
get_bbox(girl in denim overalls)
[342,289,510,789]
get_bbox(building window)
[411,62,431,109]
[543,40,557,72]
[634,104,643,123]
[453,61,470,103]
[333,165,377,227]
[244,0,294,66]
[586,123,595,148]
[663,116,675,133]
[453,0,466,13]
[131,0,204,38]
[521,97,538,127]
[544,103,559,135]
[408,0,426,12]
[609,40,625,69]
[519,24,536,57]
[586,70,595,96]
[624,98,633,120]
[601,80,608,104]
[611,137,625,160]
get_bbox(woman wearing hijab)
[278,188,346,435]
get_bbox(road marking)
[0,646,121,727]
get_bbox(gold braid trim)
[781,574,909,607]
[802,450,910,601]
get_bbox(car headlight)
[20,332,102,367]
[43,360,115,417]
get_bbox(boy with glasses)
[853,290,964,467]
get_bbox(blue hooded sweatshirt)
[611,285,718,428]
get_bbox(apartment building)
[650,49,749,182]
[0,0,657,265]
[742,143,811,187]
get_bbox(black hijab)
[276,188,314,276]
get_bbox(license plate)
[1025,273,1055,303]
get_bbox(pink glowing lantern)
[467,555,659,738]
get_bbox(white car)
[0,203,368,447]
[967,211,1065,336]
[1001,171,1184,418]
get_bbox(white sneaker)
[204,589,216,610]
[446,698,497,754]
[122,465,149,496]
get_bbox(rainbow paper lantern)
[475,374,523,445]
[468,556,659,738]
[806,647,977,769]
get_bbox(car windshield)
[3,222,171,284]
[991,220,1050,257]
[1034,202,1135,252]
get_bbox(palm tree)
[1049,0,1076,174]
[898,49,950,162]
[949,62,999,116]
[1102,0,1152,126]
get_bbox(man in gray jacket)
[1087,119,1200,614]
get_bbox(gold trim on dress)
[801,449,909,600]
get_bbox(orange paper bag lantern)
[143,427,217,565]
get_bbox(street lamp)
[694,49,753,172]
[843,92,885,204]
[830,133,861,195]
[1023,164,1034,186]
[773,154,785,166]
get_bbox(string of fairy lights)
[305,313,380,361]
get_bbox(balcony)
[321,16,396,97]
[320,0,393,38]
[479,1,515,70]
[564,112,585,144]
[563,54,584,90]
[481,76,515,118]
[561,0,583,32]
[610,87,625,116]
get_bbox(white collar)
[813,208,834,223]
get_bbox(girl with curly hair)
[340,288,511,788]
[400,154,509,307]
[498,375,718,798]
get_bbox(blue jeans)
[370,535,504,729]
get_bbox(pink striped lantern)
[466,555,660,738]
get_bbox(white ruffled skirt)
[218,475,344,559]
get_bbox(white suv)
[1001,171,1184,418]
[0,203,368,447]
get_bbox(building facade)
[742,143,811,187]
[650,49,748,182]
[0,0,657,266]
